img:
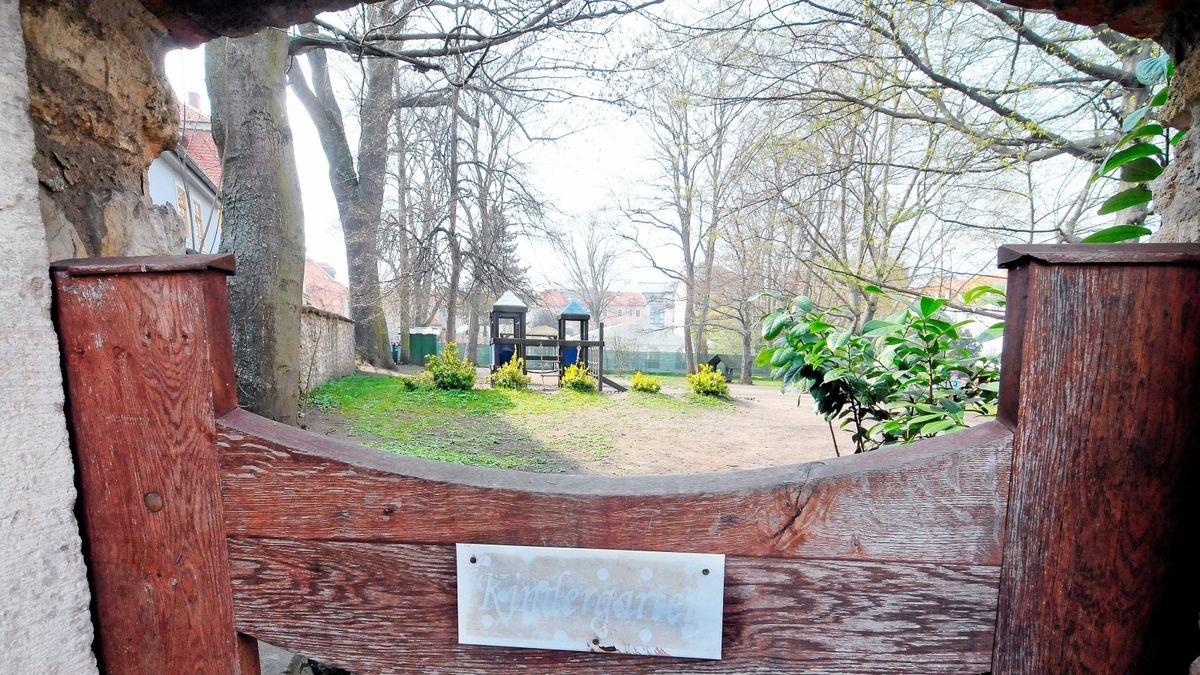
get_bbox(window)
[617,308,624,317]
[646,350,660,369]
[650,306,665,327]
[635,309,641,317]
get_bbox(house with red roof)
[147,92,223,253]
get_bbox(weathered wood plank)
[53,267,242,673]
[51,253,236,276]
[993,261,1200,672]
[997,243,1200,267]
[218,411,1012,565]
[229,537,998,674]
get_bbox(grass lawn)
[305,373,731,472]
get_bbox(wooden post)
[51,255,257,674]
[597,321,604,392]
[992,245,1200,673]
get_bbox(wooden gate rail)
[50,245,1200,673]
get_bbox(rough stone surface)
[0,0,97,671]
[20,0,184,258]
[300,306,355,396]
[1154,48,1200,244]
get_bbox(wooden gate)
[50,246,1199,673]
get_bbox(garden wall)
[300,305,355,394]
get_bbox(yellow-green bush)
[561,363,597,393]
[687,364,730,398]
[425,342,476,390]
[630,371,662,393]
[489,357,531,390]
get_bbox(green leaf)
[1123,123,1164,143]
[963,285,1005,304]
[1119,157,1164,183]
[862,284,883,295]
[770,347,795,368]
[921,419,961,435]
[1171,129,1188,146]
[1136,54,1170,85]
[762,313,788,340]
[1151,87,1170,107]
[918,297,947,317]
[755,348,775,368]
[792,296,814,313]
[1096,188,1153,216]
[1082,224,1152,243]
[1099,143,1165,176]
[1121,107,1148,132]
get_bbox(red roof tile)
[179,129,221,188]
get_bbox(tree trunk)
[290,12,397,368]
[740,321,753,385]
[466,297,480,366]
[444,105,462,345]
[207,28,304,425]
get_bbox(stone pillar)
[0,0,97,670]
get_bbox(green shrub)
[561,363,597,393]
[687,364,730,398]
[489,357,531,390]
[757,287,1001,453]
[630,371,662,393]
[425,342,476,390]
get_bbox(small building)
[707,354,737,382]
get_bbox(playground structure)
[47,245,1199,673]
[489,292,627,392]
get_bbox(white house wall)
[148,151,221,253]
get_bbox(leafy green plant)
[687,364,730,398]
[561,363,597,393]
[1087,53,1188,243]
[758,288,1000,453]
[425,342,477,390]
[488,357,532,390]
[630,371,662,393]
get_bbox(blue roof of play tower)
[560,299,591,320]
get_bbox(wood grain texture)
[52,267,243,674]
[997,243,1200,267]
[50,253,236,276]
[993,260,1200,673]
[218,411,1012,565]
[228,537,998,674]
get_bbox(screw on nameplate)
[456,543,725,660]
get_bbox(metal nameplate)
[456,543,725,660]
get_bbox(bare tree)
[557,218,623,321]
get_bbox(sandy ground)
[580,378,851,475]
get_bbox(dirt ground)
[311,366,851,476]
[581,377,850,475]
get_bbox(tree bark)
[207,28,304,425]
[290,12,397,367]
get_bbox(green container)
[409,332,439,365]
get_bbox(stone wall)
[300,305,356,396]
[0,0,97,670]
[20,0,185,260]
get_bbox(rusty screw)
[144,492,164,512]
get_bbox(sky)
[163,44,663,291]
